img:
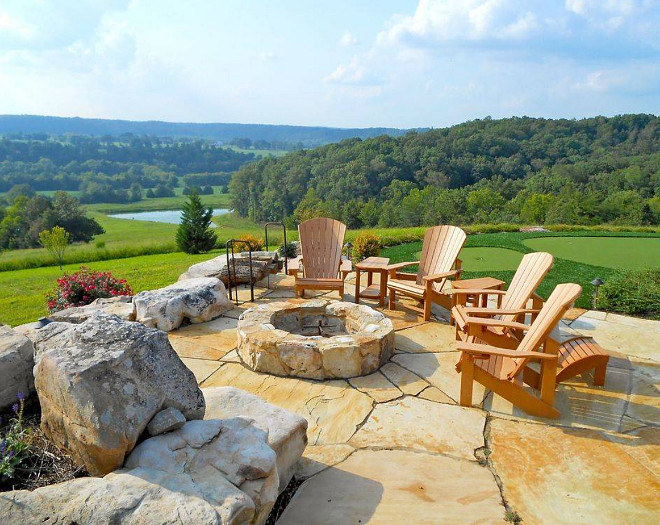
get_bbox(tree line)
[0,135,250,203]
[230,114,660,227]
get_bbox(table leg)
[379,270,388,307]
[354,268,361,304]
[367,272,373,286]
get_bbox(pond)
[108,208,230,225]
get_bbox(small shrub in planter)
[238,234,265,252]
[278,242,298,259]
[352,233,381,262]
[597,268,660,318]
[46,266,133,313]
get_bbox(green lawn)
[523,237,660,270]
[382,231,660,310]
[0,250,222,326]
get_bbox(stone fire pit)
[237,300,394,379]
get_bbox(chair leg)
[593,363,607,386]
[423,297,432,321]
[539,359,557,409]
[460,355,475,407]
[339,285,345,301]
[389,289,396,311]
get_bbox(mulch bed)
[0,398,88,492]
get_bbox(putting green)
[414,247,522,271]
[523,237,660,269]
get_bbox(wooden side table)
[354,257,390,306]
[451,277,506,309]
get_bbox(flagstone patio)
[168,273,660,524]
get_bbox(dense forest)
[231,115,660,227]
[0,135,244,202]
[0,115,409,147]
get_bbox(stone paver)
[180,358,223,384]
[166,272,660,525]
[489,417,660,525]
[294,444,356,480]
[278,449,505,524]
[392,351,486,404]
[202,362,373,445]
[348,371,402,403]
[379,362,428,396]
[570,311,660,361]
[394,322,456,353]
[349,396,486,460]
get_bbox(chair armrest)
[449,288,508,296]
[457,341,558,361]
[462,307,540,316]
[463,316,529,331]
[386,261,420,271]
[422,270,460,283]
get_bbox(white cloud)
[339,32,358,47]
[256,51,277,61]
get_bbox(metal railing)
[225,240,254,305]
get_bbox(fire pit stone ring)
[237,299,394,379]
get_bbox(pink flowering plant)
[46,266,133,312]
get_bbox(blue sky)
[0,0,658,128]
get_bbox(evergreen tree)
[176,190,217,254]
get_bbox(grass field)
[222,145,289,158]
[523,237,660,269]
[85,188,231,213]
[0,251,222,326]
[381,231,660,310]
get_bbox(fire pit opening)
[237,300,394,380]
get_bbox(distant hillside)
[0,115,410,146]
[231,114,660,227]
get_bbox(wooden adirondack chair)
[452,252,554,348]
[387,225,466,321]
[456,283,582,418]
[295,218,348,299]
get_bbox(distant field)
[523,237,660,269]
[411,246,522,271]
[85,189,231,213]
[222,145,289,158]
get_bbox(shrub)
[278,242,297,259]
[95,240,106,249]
[596,269,660,318]
[38,226,69,270]
[46,266,133,312]
[176,190,217,254]
[238,234,265,252]
[1,393,33,482]
[352,233,381,261]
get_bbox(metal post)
[225,239,255,305]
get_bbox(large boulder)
[47,296,136,324]
[0,418,279,525]
[33,313,205,476]
[178,251,278,285]
[204,386,308,491]
[134,277,232,331]
[0,325,35,410]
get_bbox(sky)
[0,0,658,129]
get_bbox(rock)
[12,321,45,342]
[204,386,308,491]
[277,449,503,524]
[179,251,278,285]
[32,313,205,475]
[47,296,136,324]
[0,325,35,410]
[0,418,279,525]
[134,277,233,331]
[147,406,186,436]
